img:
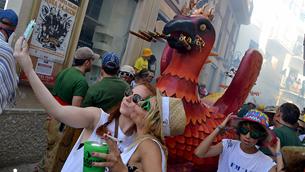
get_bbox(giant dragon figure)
[130,2,263,171]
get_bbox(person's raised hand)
[13,36,33,74]
[267,137,281,157]
[219,113,234,129]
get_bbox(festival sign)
[29,0,78,64]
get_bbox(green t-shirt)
[52,67,88,104]
[260,125,303,155]
[81,76,129,112]
[274,125,303,147]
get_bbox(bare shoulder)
[138,138,162,157]
[83,107,103,129]
[133,138,163,172]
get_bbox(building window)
[0,0,6,9]
[78,0,137,85]
[86,0,103,20]
[216,7,230,51]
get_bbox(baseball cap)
[230,110,277,146]
[101,52,120,69]
[74,47,99,60]
[120,65,135,76]
[0,9,18,27]
[0,9,18,37]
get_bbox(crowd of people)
[1,7,305,172]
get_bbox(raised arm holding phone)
[14,36,187,172]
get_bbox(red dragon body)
[156,14,263,171]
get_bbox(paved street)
[0,163,36,172]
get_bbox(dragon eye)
[200,24,206,31]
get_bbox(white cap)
[120,65,135,76]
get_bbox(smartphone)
[23,19,36,41]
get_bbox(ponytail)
[96,102,121,137]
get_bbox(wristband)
[274,151,282,157]
[216,126,224,132]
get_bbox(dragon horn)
[138,30,157,42]
[129,30,151,42]
[139,30,152,39]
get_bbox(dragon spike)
[181,0,198,16]
[192,4,214,21]
[209,52,218,57]
[208,8,215,21]
[181,1,214,21]
[205,59,212,64]
[201,3,208,12]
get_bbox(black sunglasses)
[124,89,151,111]
[237,126,265,139]
[119,71,134,78]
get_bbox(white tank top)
[121,137,167,172]
[61,110,135,172]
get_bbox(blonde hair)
[130,96,168,160]
[142,100,168,158]
[143,99,163,143]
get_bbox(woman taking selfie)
[14,37,187,172]
[13,37,154,171]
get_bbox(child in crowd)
[195,110,284,172]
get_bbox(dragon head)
[163,14,215,53]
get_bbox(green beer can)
[83,141,109,172]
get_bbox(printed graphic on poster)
[29,0,78,64]
[35,57,54,76]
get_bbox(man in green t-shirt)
[260,102,303,157]
[82,52,129,112]
[273,103,303,147]
[52,47,98,105]
[38,47,99,172]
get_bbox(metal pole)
[303,34,305,75]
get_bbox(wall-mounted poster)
[35,57,54,76]
[29,0,78,64]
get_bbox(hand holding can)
[91,134,128,172]
[83,141,109,172]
